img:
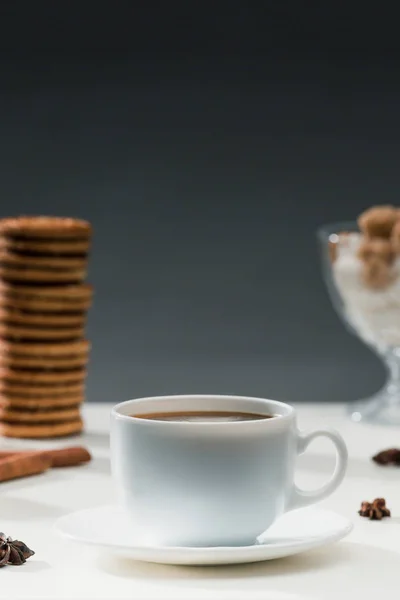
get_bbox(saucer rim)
[54,505,353,555]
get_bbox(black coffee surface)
[133,411,274,422]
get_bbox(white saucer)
[55,505,352,566]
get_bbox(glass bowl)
[318,221,400,425]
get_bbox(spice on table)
[0,452,52,483]
[41,446,91,467]
[0,533,34,567]
[0,446,91,468]
[372,448,400,465]
[358,497,391,520]
[0,446,92,483]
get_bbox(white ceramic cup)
[110,394,347,547]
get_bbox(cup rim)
[111,394,294,427]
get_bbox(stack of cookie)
[0,216,92,438]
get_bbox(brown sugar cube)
[328,232,351,263]
[357,238,394,264]
[358,205,398,238]
[391,220,400,254]
[328,240,337,263]
[361,257,392,289]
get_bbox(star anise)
[0,532,34,567]
[372,448,400,466]
[358,498,391,520]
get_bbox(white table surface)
[1,402,400,600]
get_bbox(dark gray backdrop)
[1,5,397,403]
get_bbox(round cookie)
[0,265,86,283]
[0,339,90,357]
[0,250,88,269]
[0,353,88,370]
[0,237,91,255]
[0,406,81,423]
[0,322,84,340]
[0,394,83,409]
[0,368,86,385]
[0,307,86,327]
[0,283,93,312]
[0,418,83,438]
[0,282,93,300]
[0,295,92,312]
[0,216,91,239]
[0,382,85,397]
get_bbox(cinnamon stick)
[0,446,92,482]
[0,451,16,459]
[39,446,91,467]
[0,446,91,468]
[0,452,52,483]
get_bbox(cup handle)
[286,428,348,511]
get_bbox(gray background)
[1,5,397,403]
